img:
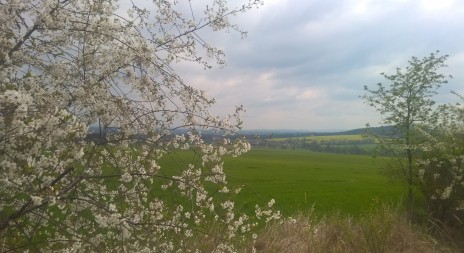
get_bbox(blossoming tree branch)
[0,0,279,252]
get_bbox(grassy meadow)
[223,149,405,216]
[160,145,406,217]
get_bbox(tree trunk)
[407,147,414,220]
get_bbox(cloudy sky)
[180,0,464,131]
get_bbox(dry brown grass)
[250,206,460,253]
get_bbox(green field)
[158,147,405,217]
[222,149,405,216]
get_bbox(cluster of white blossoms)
[0,0,280,252]
[415,103,464,219]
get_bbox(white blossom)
[31,196,43,206]
[441,186,453,200]
[0,0,276,251]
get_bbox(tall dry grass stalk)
[250,205,460,253]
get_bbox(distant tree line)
[254,137,377,155]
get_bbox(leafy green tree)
[362,51,451,218]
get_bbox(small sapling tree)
[362,51,451,218]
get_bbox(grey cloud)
[184,0,464,130]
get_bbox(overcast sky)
[179,0,464,131]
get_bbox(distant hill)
[240,126,395,139]
[331,126,395,136]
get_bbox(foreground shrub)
[252,205,460,253]
[415,101,464,234]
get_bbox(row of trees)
[363,52,464,230]
[0,0,280,252]
[257,138,374,155]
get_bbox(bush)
[250,204,459,253]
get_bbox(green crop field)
[160,148,406,217]
[223,149,405,216]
